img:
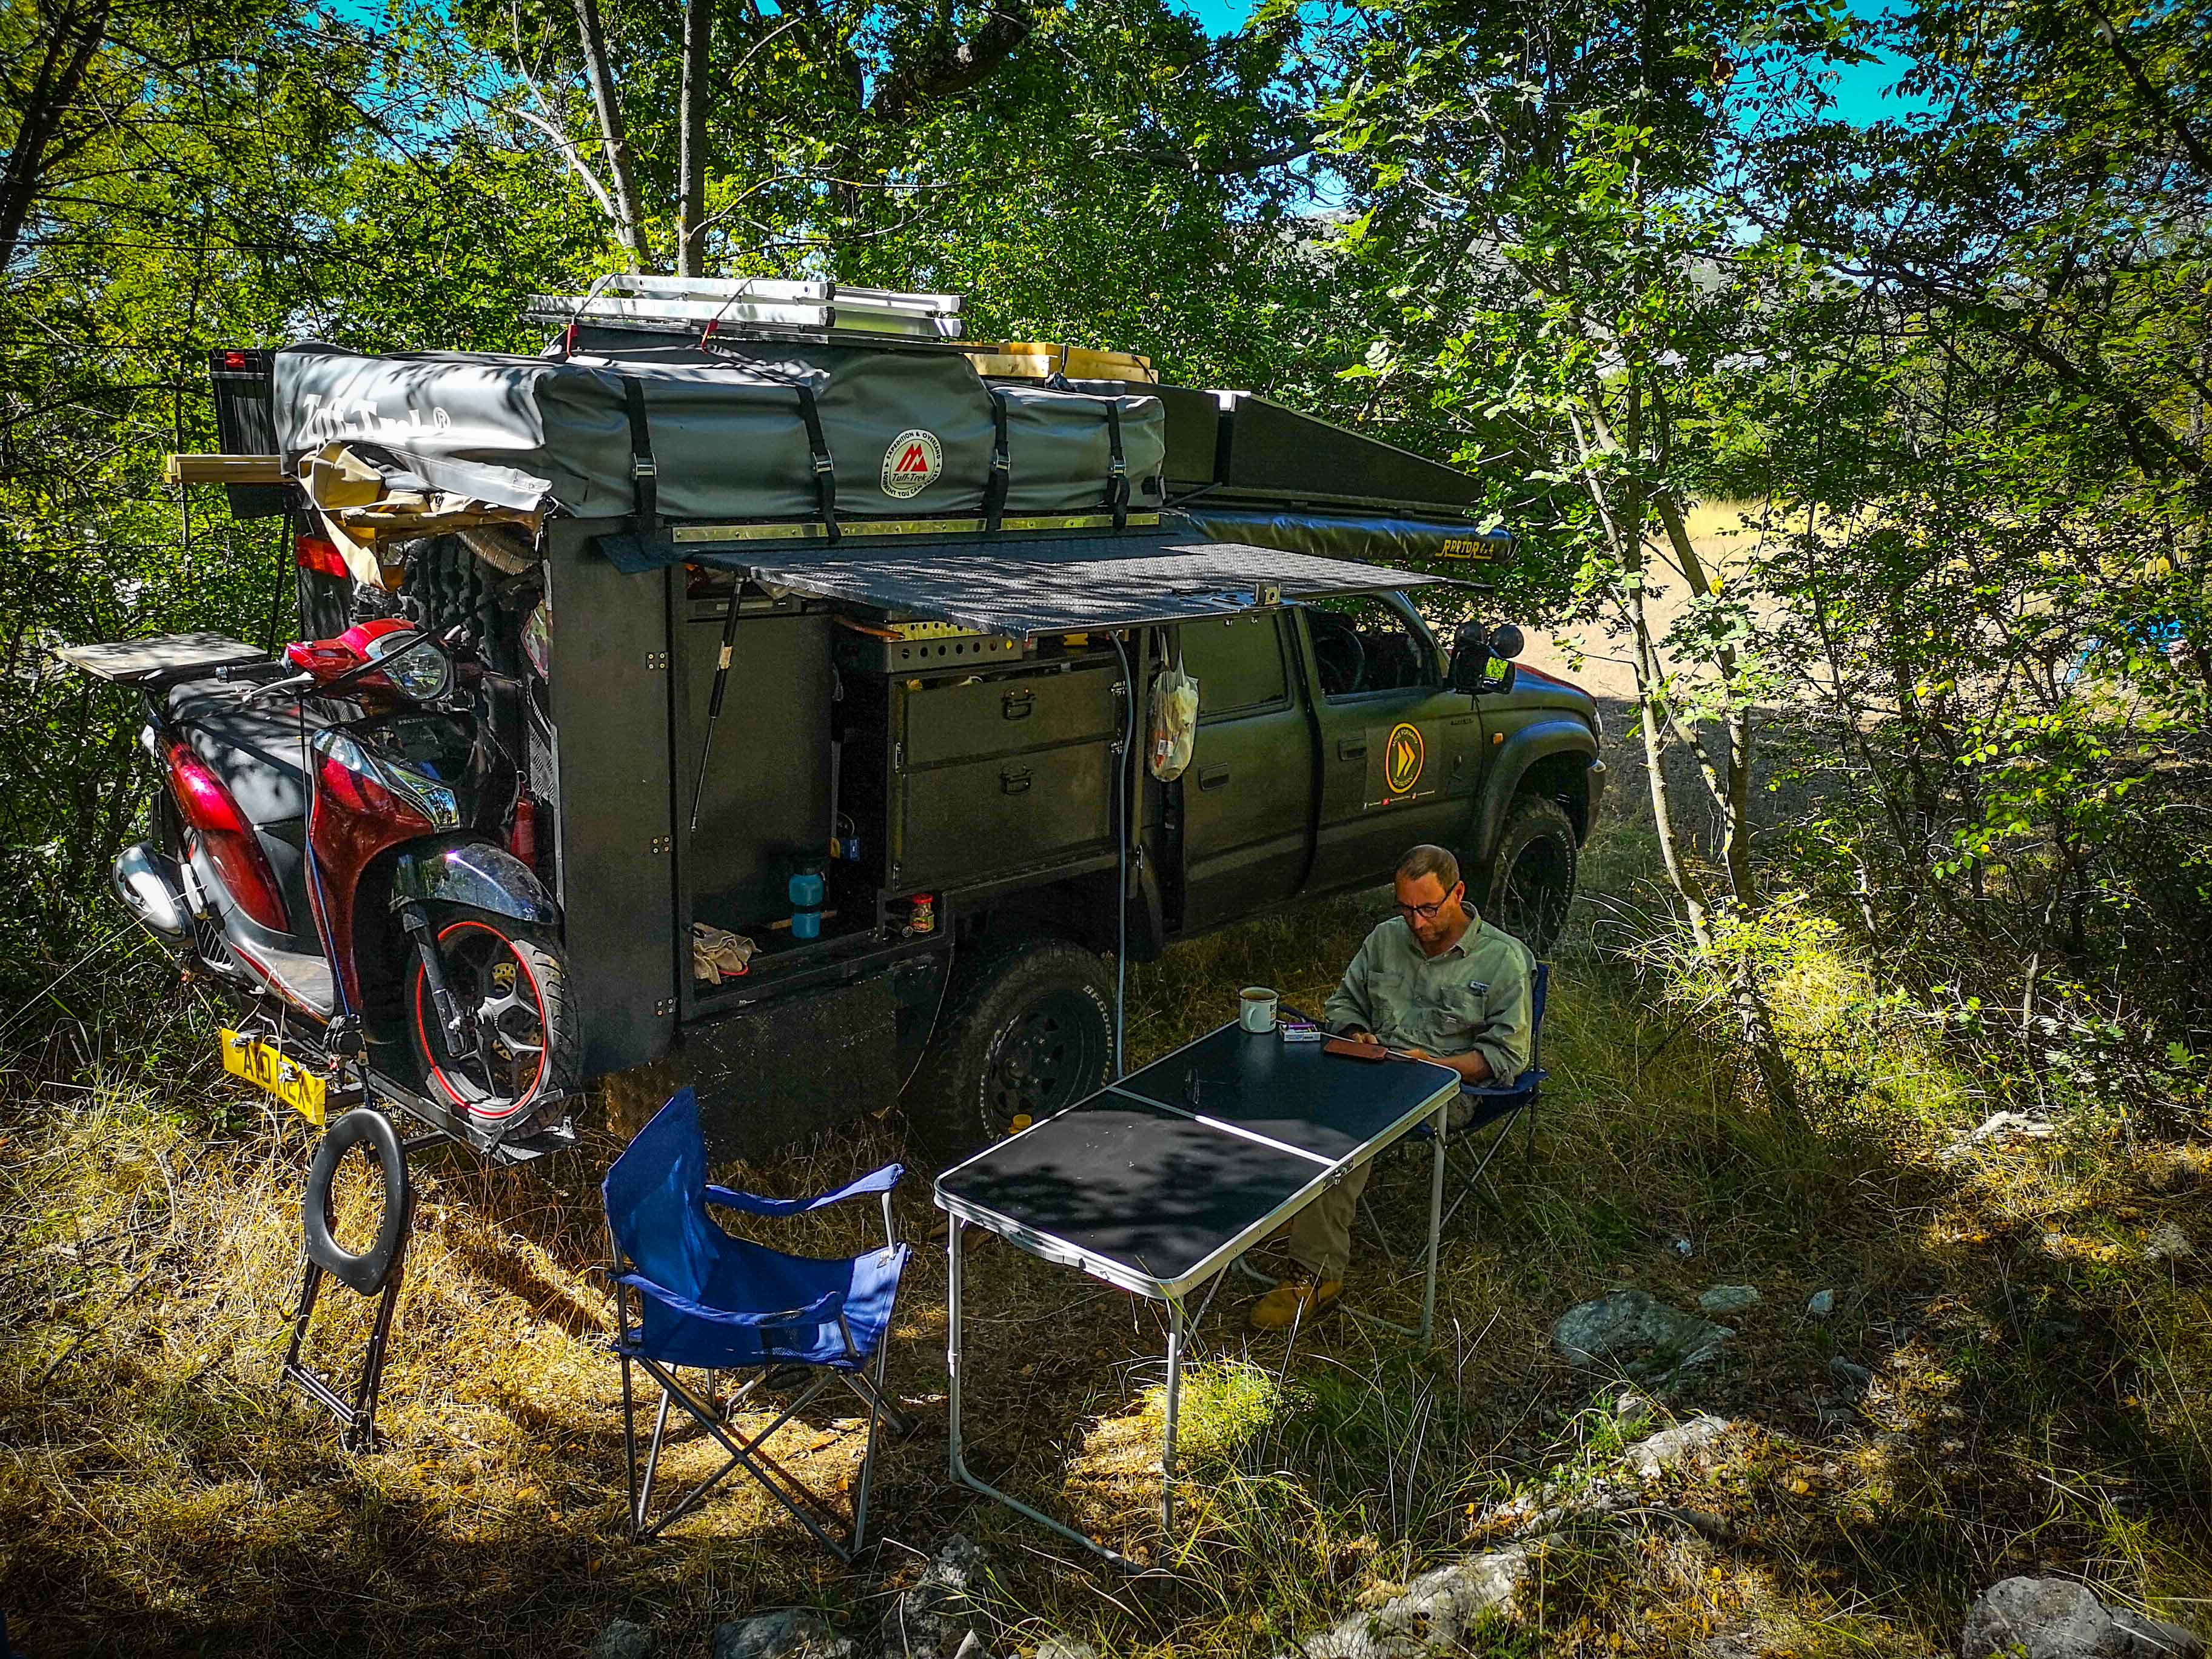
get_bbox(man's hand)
[1347,1029,1382,1046]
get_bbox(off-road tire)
[1478,794,1578,957]
[404,907,580,1128]
[902,933,1115,1162]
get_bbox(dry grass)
[4,876,2211,1657]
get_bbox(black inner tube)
[303,1108,411,1295]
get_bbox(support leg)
[1422,1104,1447,1344]
[620,1353,640,1528]
[1161,1298,1185,1540]
[282,1258,325,1374]
[639,1386,673,1531]
[947,1215,966,1485]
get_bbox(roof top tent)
[221,277,1509,1151]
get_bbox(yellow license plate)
[220,1029,328,1125]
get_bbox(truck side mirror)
[1450,622,1521,695]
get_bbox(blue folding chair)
[1356,962,1550,1254]
[601,1088,911,1557]
[1439,961,1549,1229]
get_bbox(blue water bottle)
[789,863,825,940]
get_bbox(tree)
[1318,0,1862,1116]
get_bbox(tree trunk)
[676,0,717,277]
[573,0,652,270]
[1654,489,1758,907]
[0,0,113,274]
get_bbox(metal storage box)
[838,655,1125,894]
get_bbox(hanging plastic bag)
[521,594,552,680]
[1148,663,1200,782]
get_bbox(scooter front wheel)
[404,907,580,1126]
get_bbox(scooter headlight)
[313,731,461,828]
[362,630,452,700]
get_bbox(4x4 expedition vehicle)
[120,278,1603,1161]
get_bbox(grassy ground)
[4,857,2210,1656]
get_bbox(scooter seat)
[167,679,332,827]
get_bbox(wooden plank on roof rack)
[166,453,286,486]
[960,342,1156,383]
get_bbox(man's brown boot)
[1250,1274,1343,1332]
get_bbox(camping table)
[935,1022,1460,1567]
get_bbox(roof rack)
[526,275,963,340]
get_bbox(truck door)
[1176,611,1313,931]
[1299,592,1483,892]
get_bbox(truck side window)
[1306,594,1439,699]
[1179,614,1289,719]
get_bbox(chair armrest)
[1464,1065,1545,1097]
[706,1162,903,1218]
[609,1271,845,1331]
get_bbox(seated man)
[1251,843,1534,1330]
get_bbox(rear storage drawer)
[893,743,1115,890]
[837,655,1126,893]
[900,665,1120,766]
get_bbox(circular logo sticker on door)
[1386,722,1427,794]
[880,429,943,499]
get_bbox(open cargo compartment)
[533,516,1465,1091]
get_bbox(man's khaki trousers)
[1284,1088,1472,1281]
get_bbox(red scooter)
[84,618,577,1141]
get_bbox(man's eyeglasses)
[1396,886,1460,923]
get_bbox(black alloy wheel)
[405,905,580,1125]
[981,986,1111,1138]
[904,933,1116,1161]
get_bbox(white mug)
[1239,986,1279,1033]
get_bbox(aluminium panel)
[544,521,678,1076]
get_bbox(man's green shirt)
[1321,913,1535,1085]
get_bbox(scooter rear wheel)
[405,907,579,1126]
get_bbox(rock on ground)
[1805,1289,1835,1318]
[1961,1577,2205,1659]
[1699,1285,1761,1315]
[2147,1221,2193,1263]
[594,1621,655,1659]
[1301,1547,1529,1659]
[712,1610,848,1659]
[881,1535,990,1659]
[1624,1414,1734,1480]
[1553,1290,1734,1374]
[1033,1643,1099,1659]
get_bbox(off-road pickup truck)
[157,294,1605,1164]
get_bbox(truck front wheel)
[904,934,1115,1161]
[1478,794,1578,956]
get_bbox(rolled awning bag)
[270,340,1166,526]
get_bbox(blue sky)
[1176,0,1922,127]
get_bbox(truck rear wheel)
[904,933,1115,1161]
[1480,794,1578,956]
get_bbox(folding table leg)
[1161,1298,1186,1538]
[946,1215,965,1488]
[1421,1102,1448,1342]
[943,1210,1179,1574]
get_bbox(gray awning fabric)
[694,532,1449,639]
